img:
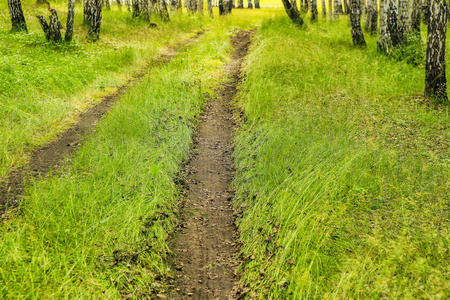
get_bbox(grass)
[233,15,450,299]
[0,7,272,298]
[0,0,209,179]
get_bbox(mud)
[167,30,253,300]
[0,31,204,218]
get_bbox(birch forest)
[1,0,450,298]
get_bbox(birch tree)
[411,0,421,31]
[8,0,28,32]
[322,0,326,16]
[378,0,390,51]
[282,0,304,25]
[425,0,448,103]
[65,0,76,41]
[398,0,410,44]
[349,0,366,47]
[87,0,102,40]
[335,0,344,16]
[387,0,401,47]
[310,0,318,21]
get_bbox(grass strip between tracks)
[0,27,232,298]
[233,17,450,299]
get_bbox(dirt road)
[168,30,253,300]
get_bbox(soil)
[0,31,204,218]
[167,30,253,300]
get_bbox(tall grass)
[0,9,276,298]
[0,0,208,179]
[233,16,450,299]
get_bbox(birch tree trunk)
[197,0,204,14]
[104,0,111,10]
[328,0,332,19]
[335,0,344,16]
[8,0,28,32]
[125,0,131,11]
[238,0,244,7]
[310,0,318,21]
[254,0,260,8]
[387,0,401,47]
[132,0,140,17]
[322,0,326,15]
[208,0,213,14]
[350,0,366,46]
[248,0,253,8]
[366,0,377,35]
[411,0,421,31]
[425,0,448,103]
[87,0,102,40]
[378,0,390,51]
[282,0,304,25]
[65,0,76,41]
[398,0,410,44]
[159,0,170,20]
[117,0,122,10]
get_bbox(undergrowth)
[233,16,450,299]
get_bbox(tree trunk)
[411,0,421,31]
[117,0,122,10]
[104,0,111,10]
[219,0,225,13]
[310,0,318,21]
[228,0,233,11]
[425,0,448,103]
[342,0,348,14]
[248,0,253,8]
[197,0,204,14]
[142,0,150,20]
[49,14,62,41]
[159,0,170,20]
[322,0,326,15]
[423,0,430,24]
[350,0,366,47]
[378,0,390,52]
[335,0,343,16]
[254,0,260,8]
[398,0,410,44]
[87,0,102,40]
[8,0,28,32]
[208,0,213,14]
[328,0,332,19]
[125,0,131,11]
[84,0,92,25]
[65,0,76,42]
[387,0,402,47]
[37,16,50,40]
[366,0,377,35]
[237,0,244,7]
[282,0,304,25]
[132,0,140,17]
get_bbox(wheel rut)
[168,30,253,300]
[0,30,204,219]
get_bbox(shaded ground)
[0,31,204,219]
[168,30,253,300]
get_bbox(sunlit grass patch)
[234,16,450,299]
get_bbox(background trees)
[281,0,449,103]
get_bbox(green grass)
[233,15,450,299]
[0,0,209,179]
[0,8,273,298]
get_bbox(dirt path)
[0,31,204,218]
[168,30,253,300]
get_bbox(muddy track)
[0,30,205,218]
[167,30,253,300]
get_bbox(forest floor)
[167,30,252,300]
